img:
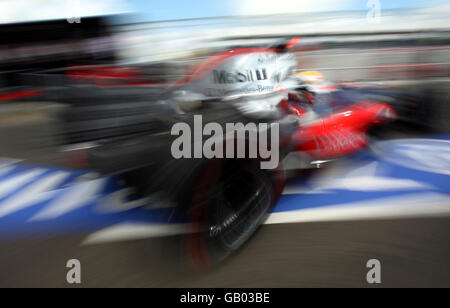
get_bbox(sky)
[0,0,448,24]
[128,0,445,21]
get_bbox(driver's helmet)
[290,71,338,105]
[171,48,297,118]
[294,71,325,85]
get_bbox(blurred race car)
[52,39,396,269]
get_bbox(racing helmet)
[289,71,337,105]
[294,71,325,85]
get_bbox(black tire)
[186,158,284,270]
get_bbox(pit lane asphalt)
[1,217,450,287]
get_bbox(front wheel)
[186,159,284,270]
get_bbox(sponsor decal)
[204,85,275,98]
[213,69,268,84]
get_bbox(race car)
[51,39,397,269]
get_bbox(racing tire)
[186,158,284,270]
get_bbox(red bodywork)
[284,99,396,159]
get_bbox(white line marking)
[29,178,106,221]
[81,193,450,245]
[0,171,70,218]
[82,222,192,245]
[0,169,47,198]
[265,192,450,225]
[0,158,22,168]
[372,139,450,175]
[283,176,432,195]
[94,188,152,213]
[345,161,378,178]
[0,165,15,177]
